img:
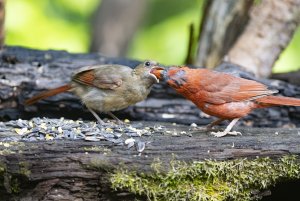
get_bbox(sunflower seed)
[85,136,100,142]
[136,141,146,153]
[125,138,135,148]
[102,133,115,139]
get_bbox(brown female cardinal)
[25,60,160,124]
[151,65,300,137]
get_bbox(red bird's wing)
[186,69,276,104]
[72,65,126,90]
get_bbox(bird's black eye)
[145,61,151,67]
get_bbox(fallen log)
[0,119,300,200]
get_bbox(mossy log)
[1,120,300,200]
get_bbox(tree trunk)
[227,0,300,77]
[196,0,253,68]
[0,0,5,49]
[196,0,300,78]
[90,0,147,56]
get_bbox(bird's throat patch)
[168,70,187,88]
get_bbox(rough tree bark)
[227,0,300,77]
[196,0,253,68]
[196,0,300,78]
[0,0,5,49]
[90,0,147,56]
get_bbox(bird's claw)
[211,131,242,137]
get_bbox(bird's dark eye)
[145,61,151,67]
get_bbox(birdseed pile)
[0,118,190,153]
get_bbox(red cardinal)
[25,61,160,124]
[151,66,300,137]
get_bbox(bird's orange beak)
[150,66,165,80]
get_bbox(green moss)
[0,142,25,156]
[0,149,16,155]
[18,161,31,177]
[110,155,300,201]
[0,162,5,173]
[83,146,111,153]
[0,162,6,189]
[10,177,21,194]
[81,147,113,171]
[83,156,114,173]
[0,160,32,195]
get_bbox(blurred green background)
[5,0,300,73]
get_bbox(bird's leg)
[87,107,105,125]
[206,118,225,130]
[190,118,225,131]
[107,112,123,125]
[211,118,241,137]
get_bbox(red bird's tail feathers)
[256,96,300,107]
[25,84,72,105]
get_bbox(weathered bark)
[0,0,4,49]
[196,0,253,68]
[90,0,147,56]
[1,46,300,128]
[228,0,300,78]
[1,120,300,200]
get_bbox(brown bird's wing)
[188,69,277,104]
[72,65,130,90]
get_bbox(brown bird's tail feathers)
[256,95,300,107]
[25,84,71,105]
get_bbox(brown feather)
[256,96,300,107]
[72,70,95,86]
[72,67,123,90]
[25,84,71,105]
